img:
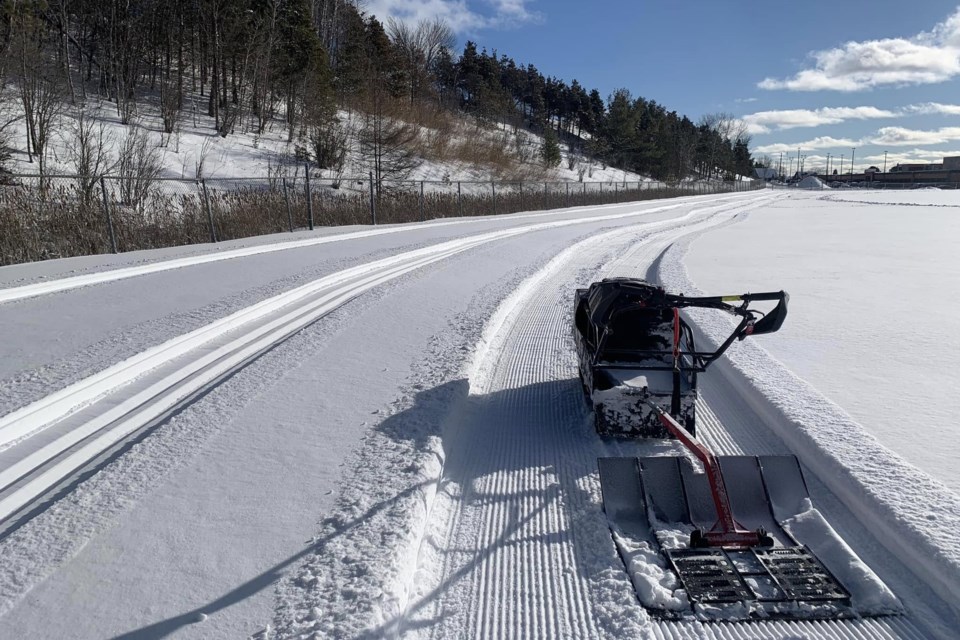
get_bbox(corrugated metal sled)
[599,454,852,617]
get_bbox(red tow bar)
[649,402,770,548]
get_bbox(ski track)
[0,197,767,530]
[0,191,758,304]
[391,192,930,639]
[0,193,768,634]
[397,201,755,638]
[4,189,943,639]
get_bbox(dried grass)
[0,176,758,266]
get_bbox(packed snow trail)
[380,210,930,638]
[272,199,767,638]
[0,193,770,639]
[0,191,758,304]
[0,192,763,416]
[275,194,933,638]
[0,196,770,530]
[2,190,953,638]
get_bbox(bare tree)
[116,126,162,213]
[194,136,215,179]
[697,112,748,180]
[358,97,420,200]
[387,17,454,106]
[13,8,64,175]
[50,0,77,104]
[66,108,115,205]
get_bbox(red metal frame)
[650,403,766,547]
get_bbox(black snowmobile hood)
[585,278,663,329]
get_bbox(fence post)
[582,182,586,198]
[201,179,217,243]
[544,181,548,208]
[419,180,424,221]
[519,182,523,211]
[566,182,570,207]
[457,181,463,216]
[99,176,117,254]
[282,178,293,232]
[369,171,376,224]
[304,165,314,230]
[614,182,618,202]
[492,181,496,215]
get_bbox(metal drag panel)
[601,454,852,615]
[597,457,648,528]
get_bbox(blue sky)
[364,0,960,172]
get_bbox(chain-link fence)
[0,172,761,266]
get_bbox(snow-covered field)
[1,189,958,639]
[684,189,960,494]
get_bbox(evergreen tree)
[733,138,753,178]
[275,0,324,140]
[541,126,561,167]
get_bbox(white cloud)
[754,136,859,154]
[363,0,541,32]
[753,124,960,154]
[743,106,896,134]
[809,148,960,170]
[904,102,960,115]
[871,125,960,146]
[758,8,960,91]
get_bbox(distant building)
[753,167,777,180]
[864,166,880,173]
[889,162,943,172]
[944,156,960,171]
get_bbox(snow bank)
[781,502,899,613]
[796,175,828,189]
[659,237,960,617]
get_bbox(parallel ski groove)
[396,195,922,640]
[399,205,762,638]
[3,196,772,532]
[395,193,930,639]
[1,192,760,304]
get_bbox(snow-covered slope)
[6,100,642,185]
[0,189,957,639]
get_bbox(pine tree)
[542,126,561,168]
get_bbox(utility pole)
[839,154,844,175]
[778,151,783,179]
[796,147,801,178]
[883,150,888,173]
[826,153,831,175]
[850,147,856,175]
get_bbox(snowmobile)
[576,279,891,620]
[573,277,787,438]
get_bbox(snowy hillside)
[0,190,958,639]
[5,98,643,185]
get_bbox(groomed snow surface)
[0,189,958,639]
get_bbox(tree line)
[0,0,753,182]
